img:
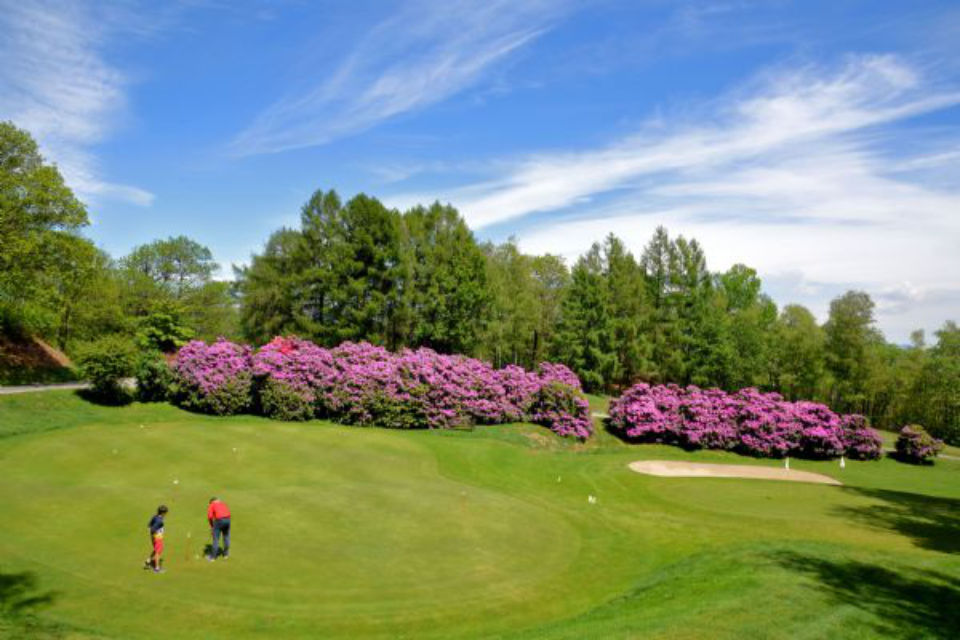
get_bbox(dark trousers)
[211,518,231,558]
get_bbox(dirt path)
[628,460,842,485]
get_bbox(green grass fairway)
[1,392,958,639]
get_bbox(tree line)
[1,121,956,442]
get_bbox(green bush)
[75,335,137,403]
[135,351,173,402]
[258,378,314,421]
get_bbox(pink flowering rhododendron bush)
[608,383,882,460]
[172,338,254,416]
[173,336,592,438]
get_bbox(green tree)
[401,203,489,354]
[295,190,402,346]
[912,322,960,444]
[119,235,236,344]
[235,228,304,344]
[553,243,614,392]
[45,234,127,349]
[136,301,194,353]
[640,227,684,382]
[772,304,827,401]
[824,290,882,414]
[664,234,713,385]
[529,253,569,365]
[0,122,89,335]
[714,264,777,390]
[120,235,218,301]
[602,234,653,388]
[482,241,540,368]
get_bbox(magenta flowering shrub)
[253,336,335,420]
[895,424,943,464]
[172,338,253,415]
[531,381,593,439]
[537,362,582,391]
[793,401,846,459]
[609,383,882,461]
[607,383,683,444]
[177,337,591,438]
[840,414,884,460]
[682,387,739,450]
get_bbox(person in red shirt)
[207,497,231,560]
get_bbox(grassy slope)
[0,392,956,639]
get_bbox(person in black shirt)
[144,505,168,573]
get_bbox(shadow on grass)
[886,450,938,466]
[0,570,56,616]
[0,572,57,619]
[774,552,960,637]
[836,488,960,554]
[75,388,133,407]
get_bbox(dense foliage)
[75,335,137,402]
[175,336,592,438]
[894,425,944,464]
[134,351,174,402]
[608,382,883,460]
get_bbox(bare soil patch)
[0,336,75,384]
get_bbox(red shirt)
[208,501,231,524]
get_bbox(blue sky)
[1,0,958,343]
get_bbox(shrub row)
[170,337,592,439]
[608,383,883,460]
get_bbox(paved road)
[0,382,90,395]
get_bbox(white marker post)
[840,455,846,469]
[785,457,790,470]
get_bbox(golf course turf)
[0,391,957,638]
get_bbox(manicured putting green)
[0,391,958,639]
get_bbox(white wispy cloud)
[390,55,960,341]
[0,0,154,206]
[230,0,575,156]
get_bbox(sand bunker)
[628,460,842,485]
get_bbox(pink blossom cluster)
[175,336,592,438]
[608,383,882,460]
[172,338,254,415]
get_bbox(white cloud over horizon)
[387,54,960,342]
[0,0,155,207]
[230,0,576,156]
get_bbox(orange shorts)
[152,536,164,555]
